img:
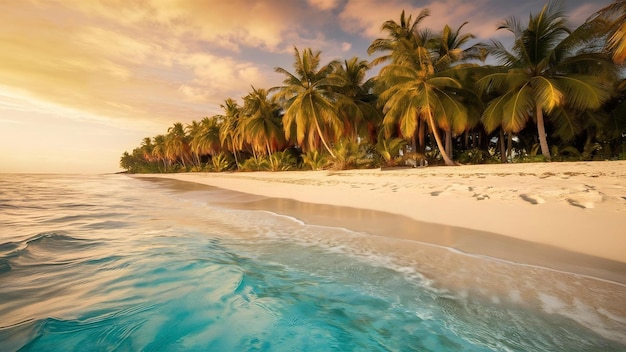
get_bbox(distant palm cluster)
[121,1,626,173]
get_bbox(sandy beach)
[136,161,626,282]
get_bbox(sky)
[0,0,612,174]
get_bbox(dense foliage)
[121,1,626,173]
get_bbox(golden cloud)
[339,0,494,40]
[0,0,287,125]
[308,0,341,11]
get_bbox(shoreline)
[133,161,626,283]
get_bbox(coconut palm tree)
[377,58,467,166]
[368,9,431,67]
[331,57,381,144]
[190,116,222,162]
[218,98,244,169]
[151,134,168,172]
[165,122,191,168]
[431,23,485,158]
[241,86,285,155]
[272,47,343,158]
[185,120,203,168]
[371,10,478,165]
[479,0,614,161]
[369,13,432,156]
[139,137,155,163]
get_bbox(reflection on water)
[0,174,624,351]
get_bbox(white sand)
[138,161,626,264]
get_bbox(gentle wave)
[195,202,626,346]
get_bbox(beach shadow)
[519,194,543,205]
[567,199,587,209]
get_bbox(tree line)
[121,0,626,173]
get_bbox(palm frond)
[481,39,519,66]
[501,84,533,132]
[555,52,617,79]
[498,16,524,37]
[433,85,469,134]
[554,74,611,110]
[550,107,583,142]
[531,76,564,112]
[609,20,626,63]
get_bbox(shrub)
[209,152,233,172]
[302,150,329,170]
[240,156,268,171]
[375,137,407,167]
[265,151,297,171]
[329,139,361,170]
[457,148,490,164]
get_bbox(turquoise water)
[0,174,625,351]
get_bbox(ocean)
[0,174,624,351]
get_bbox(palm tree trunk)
[507,133,513,160]
[417,120,426,154]
[192,152,200,168]
[499,129,506,163]
[445,130,453,159]
[535,103,552,161]
[427,111,456,166]
[312,110,336,158]
[230,140,240,170]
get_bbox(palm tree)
[190,116,222,161]
[165,122,191,168]
[434,22,486,68]
[368,9,431,67]
[151,134,168,172]
[139,137,155,163]
[369,11,431,156]
[377,60,466,166]
[371,11,477,165]
[241,86,285,155]
[431,23,485,158]
[479,0,613,161]
[331,57,382,144]
[185,120,203,168]
[272,47,343,158]
[218,98,244,168]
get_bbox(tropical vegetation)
[121,0,626,173]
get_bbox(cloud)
[339,0,498,41]
[339,0,415,38]
[176,52,278,104]
[569,2,603,25]
[64,0,304,53]
[337,0,609,45]
[0,0,288,126]
[308,0,341,11]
